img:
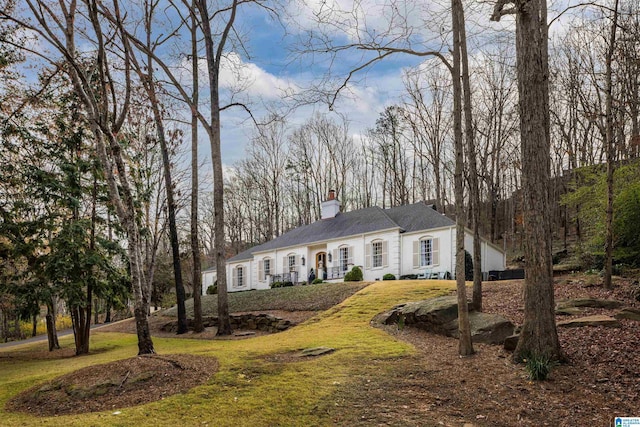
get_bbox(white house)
[220,191,505,292]
[201,266,217,295]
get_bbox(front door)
[316,252,327,279]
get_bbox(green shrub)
[270,281,294,289]
[161,293,177,308]
[464,250,474,281]
[344,266,363,282]
[382,273,396,281]
[206,283,218,295]
[311,278,324,284]
[19,314,73,337]
[523,353,558,381]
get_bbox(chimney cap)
[328,189,336,200]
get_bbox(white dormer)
[321,189,340,219]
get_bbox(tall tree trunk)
[458,0,483,311]
[149,98,188,334]
[196,0,236,335]
[492,0,562,362]
[131,6,188,334]
[105,299,112,323]
[191,2,204,333]
[603,0,619,290]
[46,298,60,351]
[95,130,155,354]
[452,0,474,357]
[49,0,156,355]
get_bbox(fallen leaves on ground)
[7,354,218,417]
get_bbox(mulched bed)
[328,275,640,426]
[6,354,218,417]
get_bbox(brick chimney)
[321,189,340,219]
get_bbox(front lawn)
[0,280,453,426]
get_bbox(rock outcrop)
[556,298,623,310]
[374,295,515,345]
[614,307,640,321]
[444,312,517,345]
[162,313,293,333]
[557,315,621,328]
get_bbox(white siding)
[201,270,217,295]
[400,227,455,278]
[226,261,252,292]
[399,227,506,279]
[361,230,400,281]
[463,231,506,272]
[482,240,506,272]
[229,224,505,287]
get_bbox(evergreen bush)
[465,250,474,281]
[270,281,294,289]
[344,266,363,282]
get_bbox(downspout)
[482,240,487,273]
[398,230,402,278]
[362,233,366,278]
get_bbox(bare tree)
[492,0,562,361]
[402,65,453,211]
[456,0,483,311]
[238,118,289,240]
[2,0,156,354]
[473,46,518,245]
[189,0,203,332]
[603,0,619,289]
[109,0,278,335]
[452,0,474,356]
[293,0,476,355]
[116,0,188,334]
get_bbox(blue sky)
[9,0,583,171]
[209,0,449,167]
[203,0,585,167]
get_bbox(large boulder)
[444,312,516,345]
[374,295,514,345]
[399,296,460,334]
[557,315,621,328]
[555,306,582,316]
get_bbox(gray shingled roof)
[227,202,455,262]
[384,202,455,233]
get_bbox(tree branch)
[491,0,516,22]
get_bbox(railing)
[326,267,346,280]
[269,271,299,284]
[269,267,349,284]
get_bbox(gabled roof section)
[383,202,455,233]
[227,206,399,262]
[226,202,456,263]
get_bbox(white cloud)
[176,51,299,100]
[218,52,300,99]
